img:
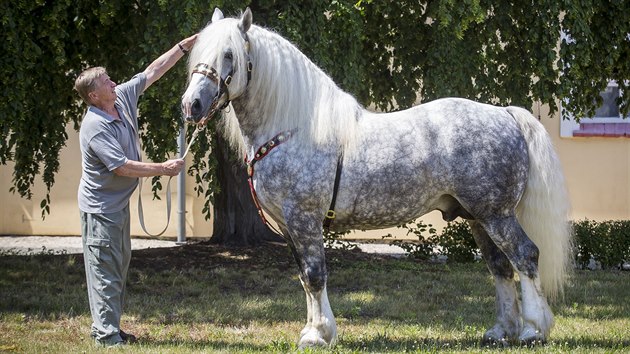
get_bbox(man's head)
[74,67,117,107]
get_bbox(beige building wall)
[0,124,215,238]
[1,103,629,239]
[538,104,630,221]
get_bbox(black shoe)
[119,330,137,344]
[94,336,125,347]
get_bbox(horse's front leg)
[283,208,337,348]
[298,279,336,347]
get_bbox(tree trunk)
[209,132,284,246]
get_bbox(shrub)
[392,220,479,263]
[323,229,358,251]
[391,221,439,261]
[324,218,630,268]
[433,221,479,263]
[572,219,630,269]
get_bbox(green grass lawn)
[1,242,629,353]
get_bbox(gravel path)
[0,236,177,255]
[0,235,407,257]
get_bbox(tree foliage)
[2,0,629,218]
[559,0,630,119]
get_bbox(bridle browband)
[191,33,253,116]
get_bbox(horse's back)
[335,98,530,229]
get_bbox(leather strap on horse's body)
[246,129,297,235]
[323,152,344,232]
[245,129,344,234]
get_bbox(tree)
[2,1,629,244]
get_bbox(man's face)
[89,74,117,106]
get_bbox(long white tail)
[507,106,573,301]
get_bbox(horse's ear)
[211,8,224,23]
[239,7,252,33]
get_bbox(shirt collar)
[88,105,120,124]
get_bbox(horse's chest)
[251,152,336,215]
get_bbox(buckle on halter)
[247,164,253,177]
[325,210,336,220]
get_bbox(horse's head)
[182,8,253,125]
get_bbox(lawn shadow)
[2,240,630,352]
[136,338,294,352]
[338,335,630,352]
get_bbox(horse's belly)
[331,123,448,229]
[334,202,436,231]
[332,167,444,230]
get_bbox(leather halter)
[191,63,233,111]
[192,34,253,114]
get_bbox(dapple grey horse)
[181,8,572,348]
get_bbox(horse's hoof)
[298,336,328,349]
[518,326,547,346]
[299,325,312,339]
[299,327,333,348]
[482,336,509,347]
[482,327,509,347]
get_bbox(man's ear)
[238,7,252,33]
[87,91,97,104]
[212,8,224,23]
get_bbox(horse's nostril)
[191,99,202,116]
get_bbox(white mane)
[188,15,362,155]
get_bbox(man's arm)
[113,159,184,178]
[143,34,198,90]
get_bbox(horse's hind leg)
[282,214,337,348]
[468,220,521,343]
[479,216,554,344]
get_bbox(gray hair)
[74,67,107,105]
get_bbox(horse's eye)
[224,51,233,60]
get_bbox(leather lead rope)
[138,33,253,237]
[137,125,204,237]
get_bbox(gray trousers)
[80,205,131,342]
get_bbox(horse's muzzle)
[183,114,210,126]
[182,98,212,125]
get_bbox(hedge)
[381,219,630,269]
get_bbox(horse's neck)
[233,95,296,143]
[231,30,335,151]
[230,99,279,152]
[237,32,309,138]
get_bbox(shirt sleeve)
[89,131,129,171]
[117,73,147,102]
[115,73,147,129]
[116,73,147,121]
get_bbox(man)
[73,33,197,347]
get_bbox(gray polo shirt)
[78,73,146,214]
